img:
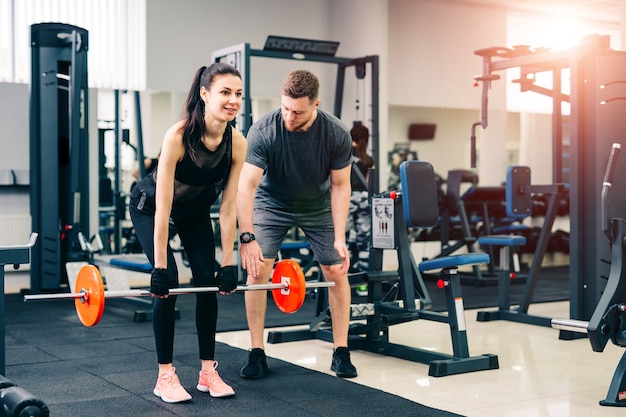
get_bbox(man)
[236,69,357,379]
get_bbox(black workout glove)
[217,266,237,293]
[150,268,169,297]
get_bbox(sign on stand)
[371,197,394,249]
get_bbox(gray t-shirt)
[246,108,352,212]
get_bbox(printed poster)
[371,197,394,249]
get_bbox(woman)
[129,63,246,403]
[347,123,374,295]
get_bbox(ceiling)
[455,0,623,24]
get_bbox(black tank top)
[150,124,233,203]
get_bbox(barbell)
[23,259,334,327]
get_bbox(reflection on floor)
[216,301,625,417]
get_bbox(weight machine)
[551,144,626,407]
[472,35,626,327]
[29,23,156,325]
[29,23,91,292]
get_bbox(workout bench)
[268,160,499,377]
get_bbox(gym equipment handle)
[602,143,621,241]
[550,317,589,334]
[603,143,621,186]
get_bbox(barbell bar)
[551,304,626,336]
[550,317,590,334]
[23,259,334,327]
[551,303,626,352]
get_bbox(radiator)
[0,214,32,247]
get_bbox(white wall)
[388,0,507,109]
[146,0,335,96]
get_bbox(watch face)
[240,232,255,243]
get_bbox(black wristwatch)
[239,232,256,244]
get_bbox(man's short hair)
[281,69,320,102]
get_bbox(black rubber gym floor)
[4,291,463,417]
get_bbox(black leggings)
[129,192,218,364]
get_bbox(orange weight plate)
[74,265,105,327]
[271,259,306,314]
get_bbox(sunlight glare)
[508,14,619,52]
[531,17,591,51]
[505,14,620,114]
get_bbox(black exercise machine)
[472,39,626,333]
[29,23,91,292]
[268,161,499,377]
[551,143,626,407]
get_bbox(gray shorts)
[253,206,341,266]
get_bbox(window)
[0,0,146,90]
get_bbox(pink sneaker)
[153,367,192,403]
[197,361,235,398]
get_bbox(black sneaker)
[240,348,269,379]
[331,347,357,378]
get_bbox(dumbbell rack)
[0,234,37,375]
